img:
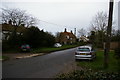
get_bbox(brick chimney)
[71,30,73,33]
[64,28,67,32]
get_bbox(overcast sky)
[1,0,120,36]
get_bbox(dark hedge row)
[56,70,120,80]
[2,26,55,51]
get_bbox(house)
[79,36,89,42]
[57,28,76,44]
[1,23,26,40]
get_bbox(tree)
[22,26,41,48]
[90,11,108,32]
[89,11,108,48]
[55,32,61,42]
[78,28,86,37]
[44,32,55,47]
[1,8,38,47]
[1,8,37,27]
[22,26,55,48]
[111,30,120,41]
[89,31,96,45]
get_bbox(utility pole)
[104,0,114,68]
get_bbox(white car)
[75,46,96,60]
[54,43,62,47]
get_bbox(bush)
[2,40,11,51]
[2,26,55,52]
[56,70,120,80]
[22,26,55,48]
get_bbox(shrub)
[56,70,120,80]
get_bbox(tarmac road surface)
[2,48,77,78]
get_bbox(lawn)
[32,44,78,53]
[77,50,119,72]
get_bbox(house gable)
[58,28,76,44]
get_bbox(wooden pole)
[104,0,114,68]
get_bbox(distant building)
[79,36,89,42]
[1,23,26,40]
[57,28,76,44]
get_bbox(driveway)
[2,48,78,78]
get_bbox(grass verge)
[32,45,79,53]
[0,56,9,61]
[76,51,119,72]
[56,50,120,79]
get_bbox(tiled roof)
[1,24,27,32]
[60,32,76,38]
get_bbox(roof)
[1,23,27,32]
[60,32,76,38]
[80,36,89,41]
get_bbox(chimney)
[71,30,73,33]
[64,28,67,32]
[8,20,12,25]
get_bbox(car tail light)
[26,46,30,49]
[87,52,92,55]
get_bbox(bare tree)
[90,11,108,33]
[55,32,61,42]
[78,28,86,37]
[1,8,38,27]
[1,8,38,45]
[89,11,109,48]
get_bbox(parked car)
[20,44,31,52]
[75,46,96,60]
[54,43,62,47]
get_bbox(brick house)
[57,28,76,44]
[1,23,26,40]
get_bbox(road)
[3,48,77,78]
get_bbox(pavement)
[2,53,44,60]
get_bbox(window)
[66,35,69,39]
[77,48,90,52]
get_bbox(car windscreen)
[21,45,26,48]
[21,45,30,48]
[77,48,90,52]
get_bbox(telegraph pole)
[104,0,114,68]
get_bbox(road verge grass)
[56,50,120,79]
[32,45,79,53]
[0,56,9,61]
[76,50,119,72]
